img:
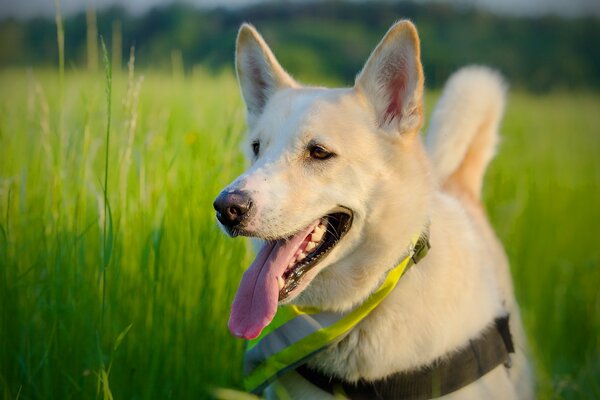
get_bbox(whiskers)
[324,216,342,241]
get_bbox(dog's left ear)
[236,24,298,128]
[355,20,424,136]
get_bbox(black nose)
[213,190,253,228]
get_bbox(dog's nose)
[213,190,253,228]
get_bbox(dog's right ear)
[355,21,424,137]
[236,24,298,127]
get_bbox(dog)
[214,20,533,399]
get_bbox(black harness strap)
[296,316,514,400]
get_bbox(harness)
[242,231,515,398]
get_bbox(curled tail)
[426,66,506,202]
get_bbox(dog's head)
[215,21,432,339]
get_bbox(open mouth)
[228,208,353,339]
[278,211,353,300]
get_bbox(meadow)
[0,62,598,399]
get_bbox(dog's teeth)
[311,226,325,242]
[292,269,303,278]
[277,276,285,290]
[305,241,316,252]
[297,251,306,261]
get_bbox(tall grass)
[0,66,249,398]
[483,92,600,398]
[0,65,598,399]
[96,37,114,399]
[100,37,113,331]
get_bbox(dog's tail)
[426,66,506,202]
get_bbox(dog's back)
[427,67,533,397]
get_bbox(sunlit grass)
[0,66,250,398]
[0,67,598,399]
[484,91,600,398]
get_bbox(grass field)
[0,65,599,399]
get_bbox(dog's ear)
[355,20,424,136]
[236,24,298,127]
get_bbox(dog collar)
[296,316,515,399]
[242,231,431,394]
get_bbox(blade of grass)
[112,324,133,354]
[100,36,112,333]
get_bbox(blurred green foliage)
[0,1,599,91]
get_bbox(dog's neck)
[304,190,504,381]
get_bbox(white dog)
[214,20,533,399]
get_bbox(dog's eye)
[252,140,260,157]
[309,144,334,160]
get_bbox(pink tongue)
[228,222,318,339]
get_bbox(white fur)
[220,21,534,399]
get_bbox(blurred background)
[0,0,599,399]
[2,0,600,90]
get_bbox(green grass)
[0,66,598,399]
[484,91,600,398]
